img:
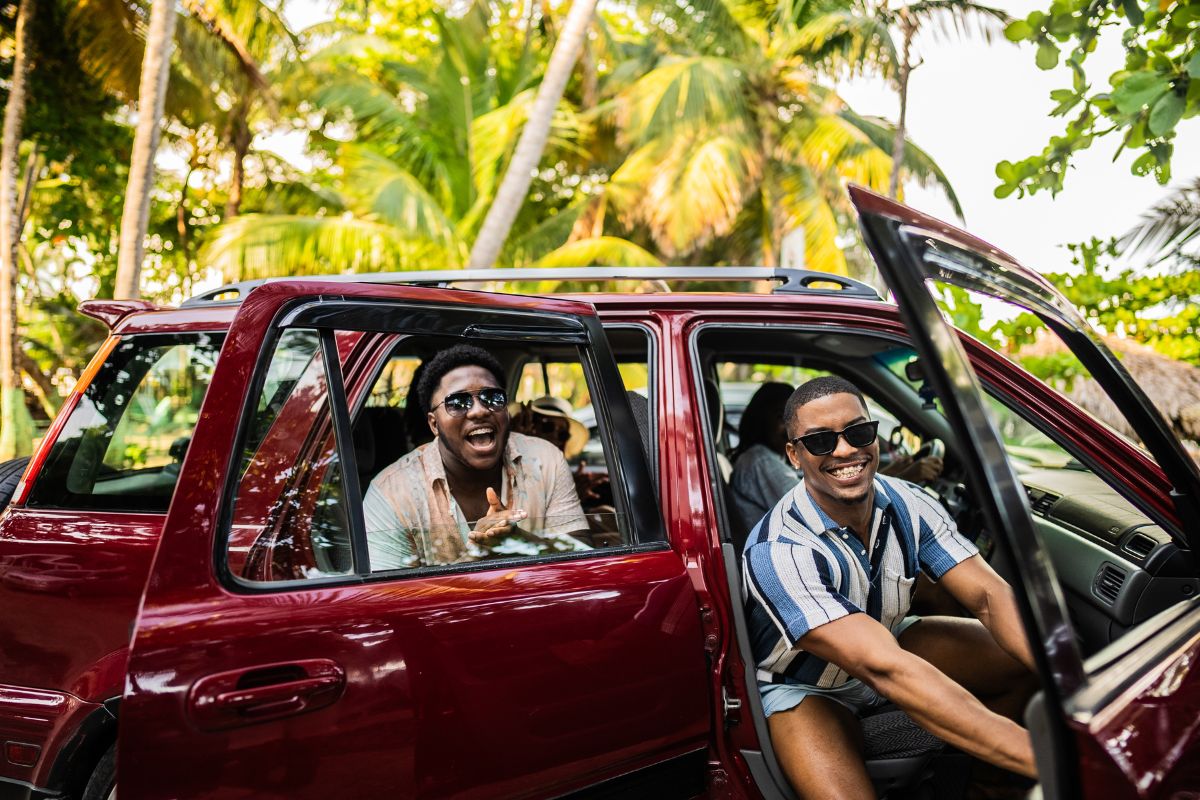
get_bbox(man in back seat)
[744,376,1037,798]
[363,344,588,569]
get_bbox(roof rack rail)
[180,267,881,308]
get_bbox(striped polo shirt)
[743,475,978,689]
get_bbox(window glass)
[27,333,224,513]
[227,330,353,582]
[227,331,635,585]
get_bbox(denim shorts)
[759,615,921,718]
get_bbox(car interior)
[692,324,1200,798]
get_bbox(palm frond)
[612,57,751,147]
[786,11,896,78]
[838,111,963,217]
[905,1,1012,46]
[201,214,462,280]
[610,130,763,257]
[535,236,664,267]
[338,147,459,247]
[68,0,147,101]
[1121,179,1200,264]
[470,90,588,200]
[770,162,848,275]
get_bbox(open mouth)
[464,426,498,451]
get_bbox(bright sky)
[837,0,1200,275]
[280,0,1200,277]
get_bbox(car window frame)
[214,297,668,594]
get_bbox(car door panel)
[120,281,710,799]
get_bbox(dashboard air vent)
[1123,533,1157,560]
[1093,564,1127,605]
[1025,487,1060,516]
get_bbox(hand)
[469,487,528,542]
[573,461,609,504]
[899,455,943,483]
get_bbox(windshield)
[877,346,1080,471]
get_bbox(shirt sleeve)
[909,488,979,580]
[744,540,862,646]
[363,482,418,570]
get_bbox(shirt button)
[861,550,867,556]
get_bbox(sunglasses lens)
[800,432,837,456]
[479,388,508,409]
[844,421,880,448]
[443,392,473,415]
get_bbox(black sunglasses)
[791,420,880,456]
[431,388,508,417]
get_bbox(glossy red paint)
[1074,629,1200,798]
[0,685,99,787]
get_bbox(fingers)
[469,508,528,542]
[486,486,507,512]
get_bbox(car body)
[2,190,1199,799]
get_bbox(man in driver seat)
[744,376,1037,798]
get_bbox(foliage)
[996,0,1200,198]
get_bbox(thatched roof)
[1016,335,1200,452]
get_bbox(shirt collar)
[801,476,892,537]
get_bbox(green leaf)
[1112,71,1169,114]
[1148,91,1185,135]
[1036,41,1061,70]
[994,183,1017,199]
[1005,19,1033,41]
[1122,0,1144,26]
[995,160,1017,181]
[1188,52,1200,79]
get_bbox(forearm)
[978,583,1037,674]
[857,652,1036,778]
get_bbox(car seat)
[720,542,946,798]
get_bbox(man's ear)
[427,411,438,435]
[785,441,803,469]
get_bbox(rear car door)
[119,280,711,799]
[851,185,1200,799]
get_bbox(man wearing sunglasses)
[744,376,1038,798]
[363,344,588,570]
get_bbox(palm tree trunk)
[888,19,915,199]
[226,113,251,218]
[0,0,34,460]
[115,0,178,300]
[467,0,599,269]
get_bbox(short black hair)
[417,344,506,413]
[784,376,867,437]
[733,382,793,459]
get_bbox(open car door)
[118,280,711,799]
[850,185,1200,800]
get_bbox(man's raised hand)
[469,486,528,542]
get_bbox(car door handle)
[188,658,345,731]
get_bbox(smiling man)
[744,376,1038,799]
[363,344,588,570]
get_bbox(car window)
[225,330,635,586]
[25,332,225,513]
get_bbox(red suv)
[2,189,1199,800]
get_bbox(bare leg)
[767,696,874,800]
[897,616,1037,722]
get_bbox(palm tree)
[468,0,600,269]
[71,0,289,298]
[597,0,961,274]
[0,0,35,460]
[205,1,653,279]
[793,0,1010,197]
[114,0,178,300]
[1122,179,1200,268]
